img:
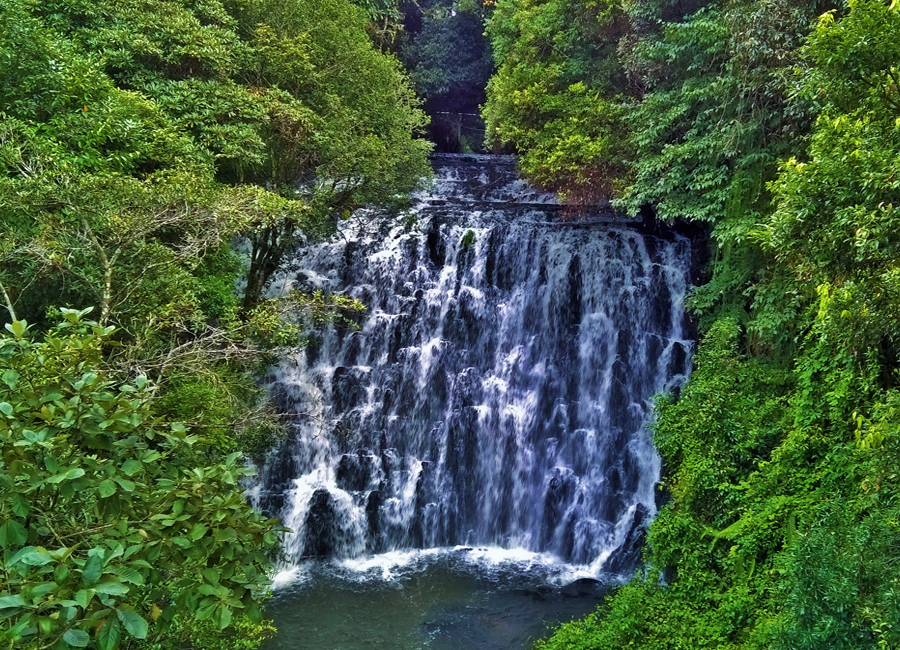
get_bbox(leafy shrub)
[0,312,281,649]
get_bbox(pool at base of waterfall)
[262,547,613,650]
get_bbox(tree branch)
[0,279,16,322]
[81,220,120,326]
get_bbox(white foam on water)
[270,545,630,590]
[272,565,310,588]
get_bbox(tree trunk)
[242,222,296,312]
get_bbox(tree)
[231,0,432,307]
[483,0,632,198]
[400,0,494,152]
[2,0,431,319]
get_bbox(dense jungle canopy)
[2,0,900,648]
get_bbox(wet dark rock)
[410,466,428,548]
[302,489,338,558]
[603,504,651,575]
[523,585,557,602]
[450,367,483,408]
[660,565,677,585]
[366,490,382,553]
[380,448,399,491]
[538,241,549,285]
[655,480,671,511]
[332,367,365,412]
[341,241,358,283]
[388,324,403,364]
[565,254,583,328]
[336,451,377,492]
[541,468,575,550]
[484,230,497,286]
[305,341,320,366]
[426,220,446,267]
[341,332,363,367]
[667,340,689,378]
[255,443,299,517]
[560,578,604,598]
[445,291,483,348]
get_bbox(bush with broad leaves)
[0,309,282,649]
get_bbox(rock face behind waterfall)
[255,154,694,575]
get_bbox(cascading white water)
[254,154,693,580]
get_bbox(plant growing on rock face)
[247,290,367,349]
[0,310,283,649]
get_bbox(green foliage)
[247,290,367,348]
[1,0,431,321]
[193,248,245,325]
[229,0,431,202]
[143,611,277,650]
[761,0,900,351]
[153,366,277,457]
[350,0,402,20]
[484,0,631,199]
[485,0,819,318]
[0,314,282,649]
[405,1,493,102]
[486,0,817,212]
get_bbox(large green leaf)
[82,553,103,586]
[11,494,30,518]
[201,567,220,584]
[189,523,208,541]
[213,603,232,630]
[96,616,121,650]
[0,595,26,609]
[94,581,129,596]
[116,608,149,639]
[74,589,93,609]
[1,369,18,388]
[110,566,144,585]
[46,468,86,484]
[4,320,26,339]
[112,477,135,492]
[121,460,142,476]
[98,479,117,498]
[63,628,90,647]
[0,519,27,548]
[10,546,53,566]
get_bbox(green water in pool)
[262,552,608,650]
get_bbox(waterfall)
[254,154,694,580]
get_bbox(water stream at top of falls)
[252,154,694,589]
